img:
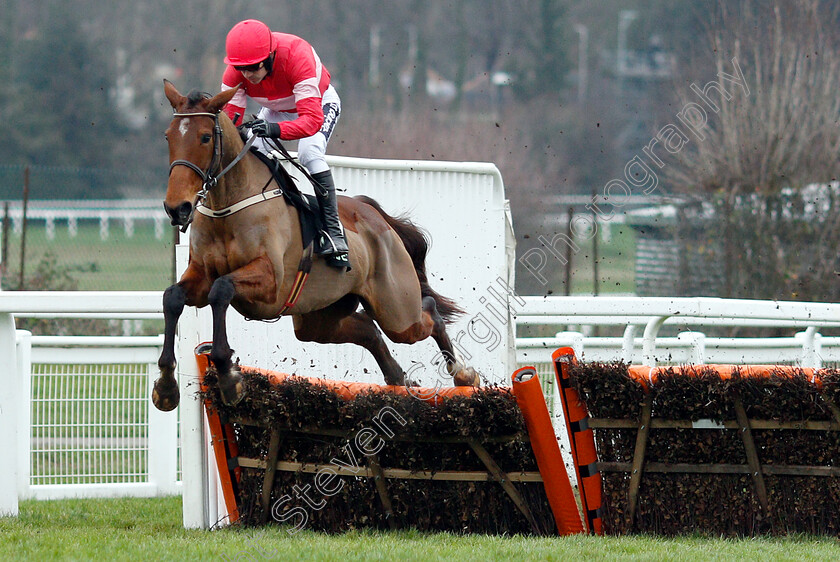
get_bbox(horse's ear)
[163,79,186,109]
[207,85,240,114]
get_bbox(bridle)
[168,110,257,231]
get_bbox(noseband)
[168,110,256,231]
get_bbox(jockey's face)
[237,61,268,84]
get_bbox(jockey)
[221,19,350,270]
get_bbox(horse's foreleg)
[153,284,186,411]
[207,276,245,406]
[208,256,277,406]
[154,266,209,412]
[421,296,480,387]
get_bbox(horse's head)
[162,80,239,229]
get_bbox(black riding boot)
[312,170,351,270]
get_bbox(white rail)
[3,292,840,523]
[0,291,162,314]
[516,296,840,367]
[516,332,840,368]
[0,292,164,517]
[2,199,167,240]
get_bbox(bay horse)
[152,80,480,412]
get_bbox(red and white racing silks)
[221,32,331,141]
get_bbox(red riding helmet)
[224,19,275,66]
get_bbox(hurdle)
[175,156,518,529]
[192,344,584,534]
[553,347,840,535]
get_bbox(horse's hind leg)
[294,296,406,385]
[422,296,480,387]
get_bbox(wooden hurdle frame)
[553,347,840,534]
[194,345,584,535]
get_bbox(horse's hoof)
[220,369,247,406]
[453,367,481,387]
[152,377,180,412]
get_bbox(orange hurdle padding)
[627,364,821,387]
[242,366,483,405]
[552,347,604,535]
[512,366,585,535]
[195,345,241,524]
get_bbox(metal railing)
[3,199,167,240]
[515,295,840,367]
[18,332,178,500]
[0,292,165,516]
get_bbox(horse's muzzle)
[164,201,193,227]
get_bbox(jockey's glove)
[249,119,282,138]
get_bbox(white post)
[503,200,517,375]
[617,10,638,75]
[813,333,823,370]
[622,325,638,364]
[555,331,584,359]
[180,305,209,529]
[797,328,821,369]
[369,25,381,87]
[678,331,707,365]
[15,331,32,500]
[175,240,210,529]
[0,312,19,517]
[147,356,179,496]
[642,315,669,367]
[574,23,588,105]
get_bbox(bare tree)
[667,0,840,195]
[664,1,840,300]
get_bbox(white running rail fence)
[4,293,840,522]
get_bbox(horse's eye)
[164,133,168,141]
[201,134,212,144]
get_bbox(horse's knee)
[162,284,186,316]
[422,296,446,331]
[208,276,235,308]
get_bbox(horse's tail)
[355,195,464,323]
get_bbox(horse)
[152,80,480,412]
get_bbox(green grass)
[567,224,637,295]
[3,221,175,291]
[1,497,839,561]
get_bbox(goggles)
[234,61,263,72]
